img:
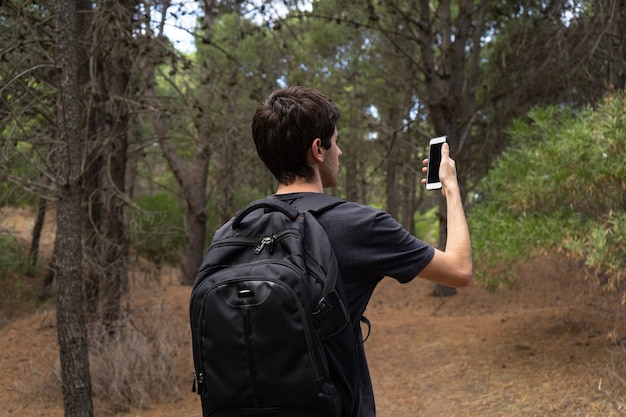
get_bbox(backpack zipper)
[204,231,295,255]
[254,234,277,254]
[192,370,204,394]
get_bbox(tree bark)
[53,0,94,415]
[98,0,135,333]
[78,0,103,324]
[602,0,626,90]
[416,0,485,296]
[29,196,46,267]
[343,74,362,203]
[79,0,134,331]
[141,2,212,285]
[144,55,210,286]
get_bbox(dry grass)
[600,345,626,412]
[86,301,188,412]
[24,300,191,415]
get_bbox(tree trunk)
[605,0,626,90]
[79,1,135,331]
[78,0,103,323]
[218,73,238,225]
[53,0,94,415]
[98,0,135,332]
[141,2,213,285]
[144,60,210,286]
[416,0,485,297]
[401,163,417,235]
[384,129,400,219]
[344,75,361,203]
[29,196,46,267]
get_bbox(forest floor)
[3,208,626,417]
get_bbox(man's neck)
[275,180,324,195]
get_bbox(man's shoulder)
[315,199,386,235]
[323,199,378,216]
[270,192,378,213]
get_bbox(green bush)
[0,233,36,278]
[469,91,626,289]
[0,233,40,311]
[564,211,626,289]
[129,193,186,267]
[414,206,439,246]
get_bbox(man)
[251,86,472,416]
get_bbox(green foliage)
[0,2,56,208]
[0,233,40,310]
[414,206,439,246]
[0,233,35,280]
[564,211,626,289]
[129,194,186,267]
[469,91,626,289]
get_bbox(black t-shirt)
[273,193,435,417]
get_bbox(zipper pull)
[269,234,276,254]
[192,370,205,394]
[255,236,273,254]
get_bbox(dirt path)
[367,258,625,417]
[2,208,626,416]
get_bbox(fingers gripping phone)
[426,135,447,190]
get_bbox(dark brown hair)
[251,86,340,184]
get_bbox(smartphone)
[426,135,447,190]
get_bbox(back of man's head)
[252,86,340,184]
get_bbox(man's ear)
[310,138,323,162]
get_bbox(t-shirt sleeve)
[366,208,435,283]
[320,202,435,284]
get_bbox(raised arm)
[418,142,473,287]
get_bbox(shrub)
[414,206,439,246]
[87,301,188,410]
[0,233,33,278]
[469,91,626,289]
[0,232,40,316]
[129,193,186,267]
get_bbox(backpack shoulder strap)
[232,197,299,229]
[284,193,346,319]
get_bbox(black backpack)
[190,194,360,417]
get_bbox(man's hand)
[421,143,459,198]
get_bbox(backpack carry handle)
[232,198,300,229]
